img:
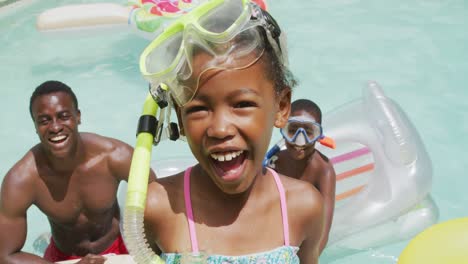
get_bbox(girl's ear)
[274,88,291,128]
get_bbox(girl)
[139,0,324,262]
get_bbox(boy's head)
[281,99,323,160]
[291,99,322,124]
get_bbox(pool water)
[1,0,467,263]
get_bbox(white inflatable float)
[318,81,437,261]
[33,81,437,262]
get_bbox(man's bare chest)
[34,170,119,224]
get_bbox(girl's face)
[177,59,290,194]
[285,110,319,160]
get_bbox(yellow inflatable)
[398,217,468,264]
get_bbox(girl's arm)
[294,183,325,264]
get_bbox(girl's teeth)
[211,150,243,162]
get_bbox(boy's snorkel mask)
[139,0,287,107]
[281,116,336,149]
[262,116,336,167]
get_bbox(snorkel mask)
[139,0,286,107]
[281,116,336,149]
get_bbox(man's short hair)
[291,99,322,123]
[29,81,79,119]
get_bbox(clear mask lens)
[141,0,282,107]
[145,32,184,75]
[281,120,323,146]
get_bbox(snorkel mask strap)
[166,97,184,141]
[251,3,288,66]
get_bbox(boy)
[269,99,336,252]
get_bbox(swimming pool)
[1,0,467,263]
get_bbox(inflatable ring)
[398,217,468,264]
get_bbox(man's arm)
[317,162,336,253]
[0,166,51,264]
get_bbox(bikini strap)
[183,167,291,253]
[267,167,291,246]
[183,166,199,253]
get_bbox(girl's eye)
[235,101,256,108]
[184,105,208,115]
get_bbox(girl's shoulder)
[275,172,324,246]
[279,173,324,217]
[146,172,186,217]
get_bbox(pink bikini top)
[183,166,291,253]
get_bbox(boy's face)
[177,59,290,194]
[285,109,320,160]
[31,92,81,159]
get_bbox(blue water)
[1,0,467,262]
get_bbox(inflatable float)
[36,0,267,40]
[398,217,468,264]
[309,81,438,260]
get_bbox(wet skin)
[144,57,325,263]
[274,109,336,253]
[0,92,155,263]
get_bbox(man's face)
[31,92,81,159]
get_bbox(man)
[0,81,155,263]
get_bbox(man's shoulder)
[6,149,37,177]
[81,132,131,153]
[2,149,38,196]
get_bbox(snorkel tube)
[123,92,165,264]
[262,138,285,167]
